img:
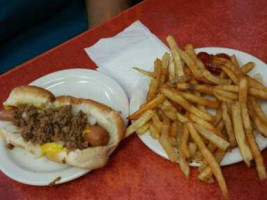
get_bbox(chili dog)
[0,86,125,170]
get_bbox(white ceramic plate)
[130,47,267,167]
[0,69,129,185]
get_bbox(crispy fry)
[152,113,163,132]
[162,52,170,69]
[178,151,190,177]
[147,59,162,101]
[249,87,267,100]
[175,121,183,145]
[168,59,176,83]
[249,108,267,137]
[249,97,267,124]
[160,53,170,85]
[198,149,226,183]
[180,124,190,159]
[188,113,227,140]
[170,122,178,137]
[230,55,240,69]
[213,89,238,100]
[221,66,239,84]
[219,71,227,79]
[231,102,253,167]
[161,116,171,136]
[177,123,190,177]
[247,76,267,91]
[188,142,197,157]
[150,123,160,139]
[160,86,214,122]
[126,110,155,137]
[179,91,220,109]
[176,112,189,123]
[159,134,179,162]
[214,105,223,126]
[166,35,179,50]
[171,49,184,77]
[213,91,234,104]
[136,122,150,135]
[180,50,203,77]
[215,85,239,93]
[216,120,225,133]
[160,100,177,121]
[240,62,254,74]
[166,36,202,77]
[194,124,230,151]
[222,103,236,147]
[168,136,177,146]
[202,70,231,85]
[207,142,217,153]
[160,69,169,86]
[133,67,153,77]
[186,122,229,200]
[177,83,214,94]
[215,85,267,100]
[213,56,237,72]
[129,94,165,120]
[184,43,197,58]
[239,77,267,179]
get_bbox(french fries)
[179,91,220,109]
[159,134,178,162]
[161,53,170,85]
[213,89,238,100]
[177,83,214,94]
[221,66,239,84]
[127,35,267,199]
[188,113,227,140]
[168,59,176,82]
[239,77,266,179]
[147,59,162,101]
[194,124,230,151]
[149,124,160,139]
[180,124,190,159]
[187,122,229,200]
[231,102,253,166]
[136,122,150,135]
[240,62,254,73]
[171,49,184,77]
[152,112,163,132]
[133,67,153,77]
[129,94,165,120]
[222,103,236,147]
[126,110,155,137]
[160,86,214,122]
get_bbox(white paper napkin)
[85,20,169,98]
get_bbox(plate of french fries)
[126,35,267,199]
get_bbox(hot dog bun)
[0,86,125,170]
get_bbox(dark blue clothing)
[0,0,88,74]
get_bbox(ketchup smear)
[197,52,231,75]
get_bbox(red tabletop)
[1,0,267,199]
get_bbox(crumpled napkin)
[85,20,169,98]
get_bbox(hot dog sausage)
[0,109,16,121]
[83,125,109,147]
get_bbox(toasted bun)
[0,86,125,170]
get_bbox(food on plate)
[0,86,125,170]
[127,35,267,199]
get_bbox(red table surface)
[1,0,267,199]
